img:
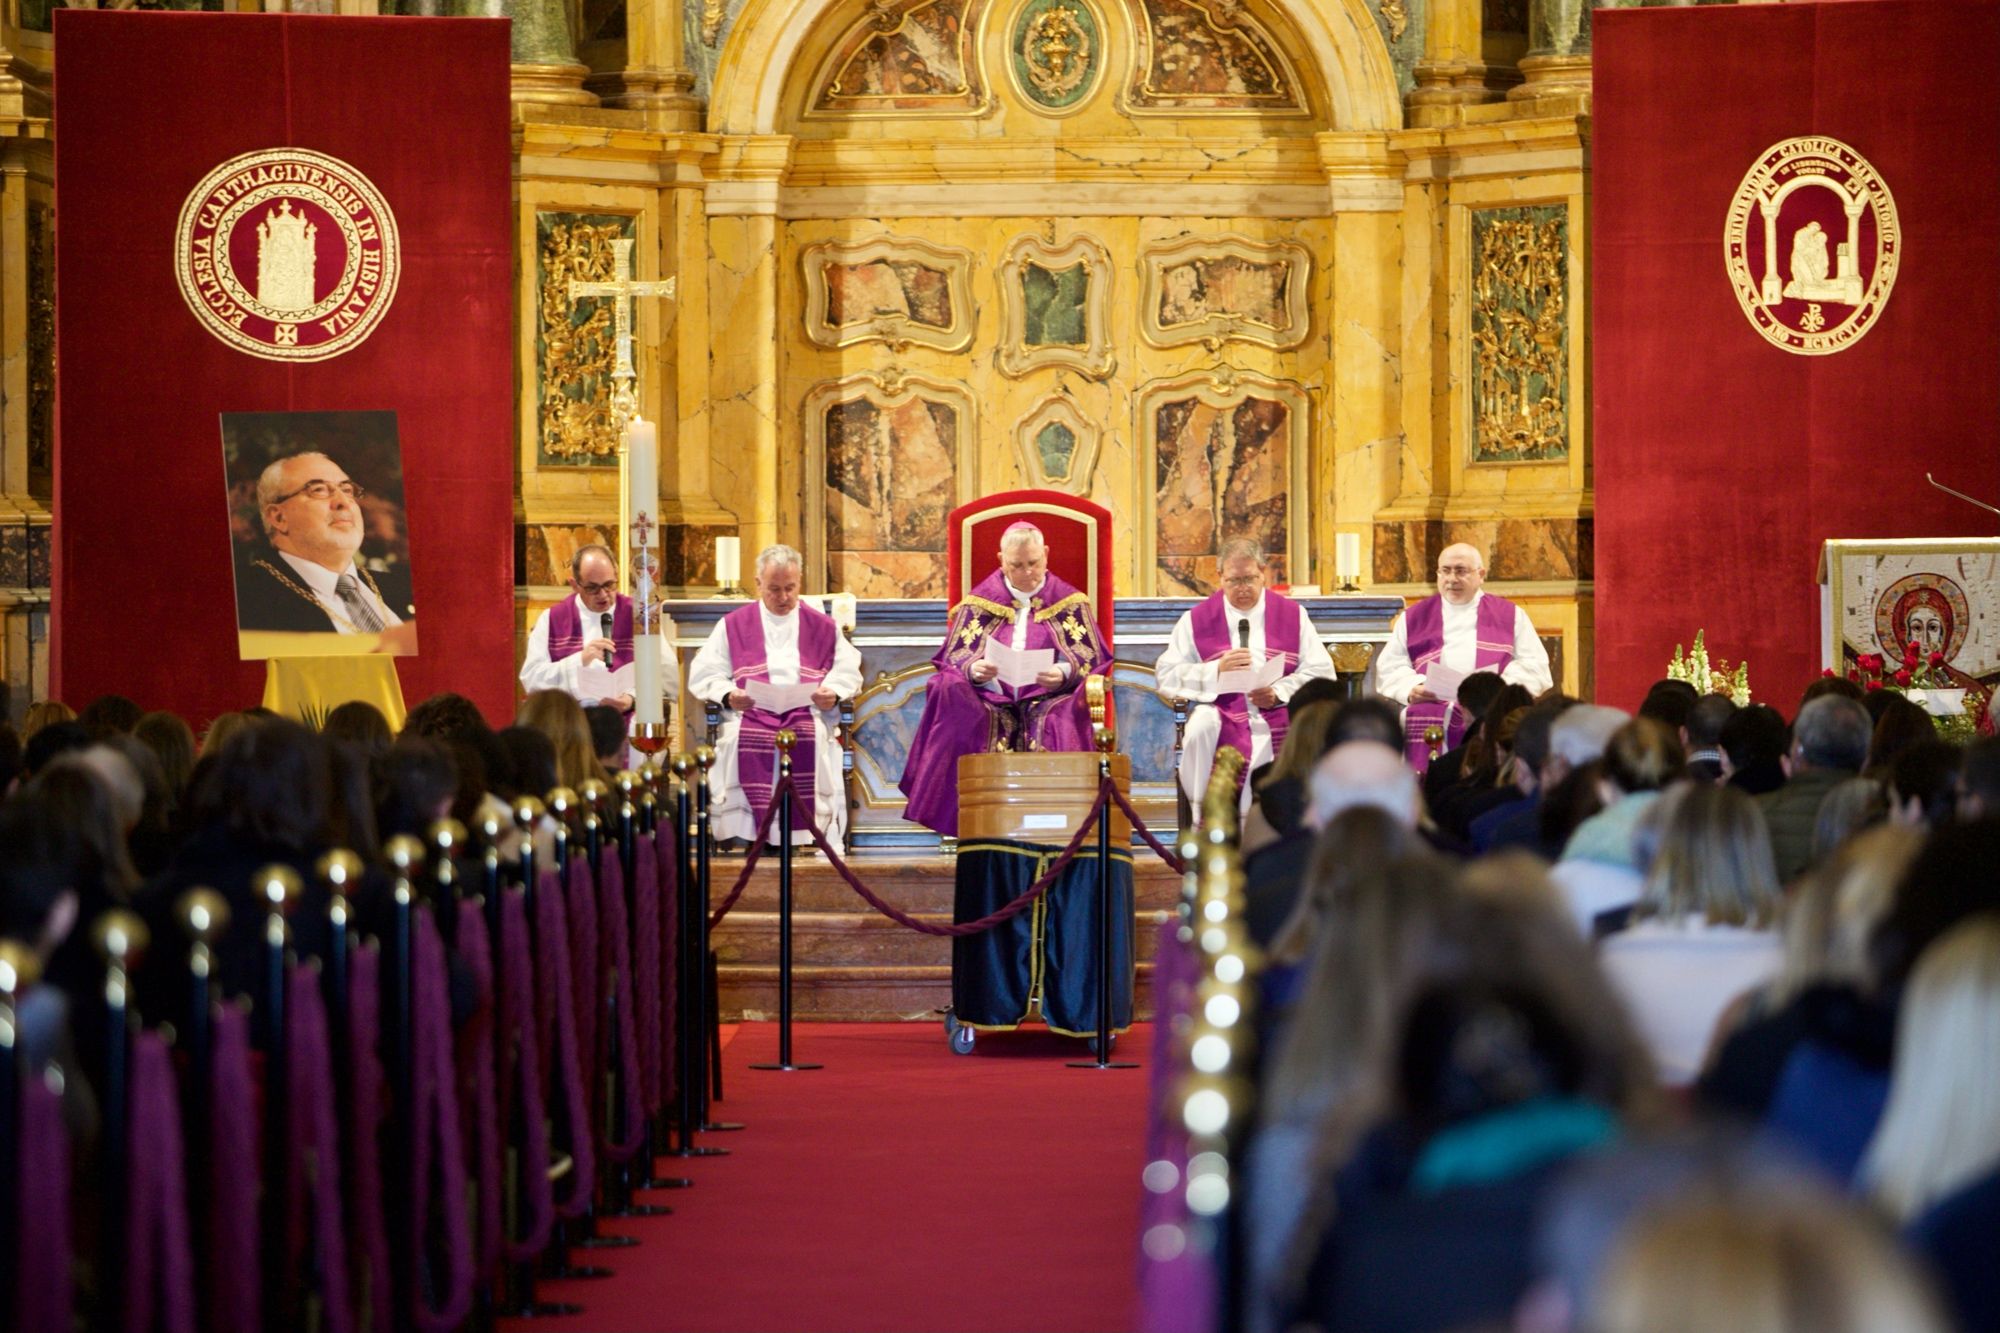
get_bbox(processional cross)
[569,237,677,595]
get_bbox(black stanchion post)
[666,755,724,1158]
[695,745,746,1124]
[175,888,228,1244]
[91,912,147,1333]
[752,731,821,1073]
[1070,727,1138,1071]
[0,942,34,1329]
[382,838,425,1329]
[320,852,361,1106]
[637,761,694,1188]
[255,867,304,1319]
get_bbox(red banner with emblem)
[1593,1,2000,711]
[53,12,514,726]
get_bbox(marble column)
[446,0,596,106]
[589,0,702,127]
[657,143,736,587]
[0,128,51,720]
[1407,0,1511,114]
[1508,0,1592,101]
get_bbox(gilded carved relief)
[1013,394,1103,492]
[27,204,54,480]
[1008,0,1106,113]
[998,234,1114,377]
[1142,371,1308,594]
[1141,234,1311,350]
[1124,0,1308,114]
[806,373,973,597]
[1470,205,1569,463]
[535,212,635,469]
[803,236,976,353]
[808,0,991,115]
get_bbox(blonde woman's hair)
[1771,824,1921,1005]
[1254,700,1339,799]
[1641,782,1781,928]
[516,689,609,791]
[20,699,75,740]
[199,711,253,759]
[1592,1189,1951,1333]
[1861,914,2000,1222]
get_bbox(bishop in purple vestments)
[900,522,1112,837]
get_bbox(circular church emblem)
[1724,136,1900,356]
[174,148,400,362]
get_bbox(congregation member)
[1372,542,1551,771]
[235,449,413,637]
[1549,715,1679,934]
[518,542,681,715]
[691,544,861,847]
[1720,702,1789,795]
[1467,698,1568,852]
[1681,693,1737,783]
[899,521,1110,837]
[1153,538,1335,811]
[1759,694,1872,882]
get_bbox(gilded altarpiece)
[805,373,974,597]
[535,211,638,469]
[1470,204,1569,463]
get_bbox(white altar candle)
[1335,532,1362,586]
[626,417,664,725]
[715,535,741,587]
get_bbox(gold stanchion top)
[92,909,150,967]
[254,864,304,915]
[316,850,364,894]
[175,888,231,943]
[775,730,796,753]
[546,787,578,819]
[513,795,547,830]
[671,753,694,778]
[0,939,42,996]
[477,808,508,845]
[1093,724,1116,754]
[428,818,469,859]
[694,745,715,771]
[578,778,609,807]
[384,835,426,877]
[615,770,640,797]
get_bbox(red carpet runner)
[506,1022,1149,1332]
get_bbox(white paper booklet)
[746,679,821,712]
[1216,655,1286,696]
[986,639,1057,688]
[578,660,636,701]
[1421,663,1467,702]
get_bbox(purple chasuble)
[547,594,635,672]
[724,602,838,829]
[899,569,1111,836]
[1401,592,1519,771]
[1191,589,1301,789]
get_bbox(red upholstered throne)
[948,489,1115,728]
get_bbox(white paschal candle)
[627,417,664,725]
[1335,532,1362,586]
[715,536,741,588]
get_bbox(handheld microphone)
[1237,617,1251,649]
[601,611,615,664]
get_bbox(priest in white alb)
[1373,542,1552,770]
[689,544,862,846]
[1155,539,1335,809]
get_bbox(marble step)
[712,908,1172,966]
[719,963,1160,1025]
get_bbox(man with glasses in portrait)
[520,541,679,714]
[1155,538,1335,811]
[1374,542,1551,771]
[236,450,415,640]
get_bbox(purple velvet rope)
[17,1056,72,1333]
[500,891,555,1262]
[704,791,788,929]
[1110,784,1186,872]
[655,822,680,1106]
[534,872,596,1218]
[454,899,503,1280]
[633,833,664,1114]
[564,855,601,1139]
[596,851,647,1163]
[411,914,474,1333]
[346,948,392,1333]
[124,1031,196,1333]
[286,964,352,1333]
[207,1004,260,1333]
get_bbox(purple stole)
[546,594,635,671]
[725,602,838,825]
[1402,592,1518,771]
[1191,589,1301,785]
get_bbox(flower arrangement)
[1837,641,1987,743]
[1667,631,1751,705]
